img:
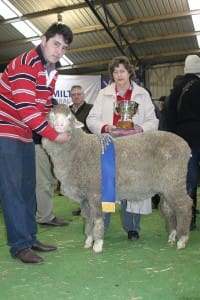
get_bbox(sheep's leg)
[82,198,104,252]
[92,217,104,253]
[84,218,94,249]
[84,237,93,249]
[84,217,104,252]
[84,196,104,253]
[159,195,177,245]
[174,194,192,250]
[81,200,94,249]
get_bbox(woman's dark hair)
[44,23,73,44]
[108,56,136,82]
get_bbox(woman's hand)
[108,124,143,138]
[105,125,117,133]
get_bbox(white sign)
[54,75,101,105]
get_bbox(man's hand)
[54,132,71,144]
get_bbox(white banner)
[54,75,101,105]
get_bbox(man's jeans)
[0,138,37,256]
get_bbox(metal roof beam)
[58,48,200,71]
[1,48,200,71]
[99,0,138,62]
[0,9,199,45]
[85,0,127,57]
[0,0,118,25]
[0,29,199,51]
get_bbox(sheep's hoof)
[177,235,189,250]
[93,239,103,253]
[84,236,93,249]
[168,229,177,245]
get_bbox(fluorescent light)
[191,15,200,31]
[0,0,21,18]
[188,0,200,48]
[197,35,200,47]
[32,39,41,47]
[60,55,73,66]
[188,0,200,10]
[13,21,41,38]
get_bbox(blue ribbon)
[99,134,116,212]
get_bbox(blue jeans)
[104,200,141,233]
[0,138,37,256]
[187,147,200,192]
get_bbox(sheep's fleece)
[42,104,192,253]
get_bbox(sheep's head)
[48,104,83,133]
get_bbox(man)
[0,23,73,264]
[34,98,69,227]
[69,85,93,133]
[166,54,200,230]
[69,85,93,215]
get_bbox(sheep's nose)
[55,120,63,126]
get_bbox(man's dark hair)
[44,23,73,44]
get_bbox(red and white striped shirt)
[0,45,58,143]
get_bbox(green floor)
[0,196,200,300]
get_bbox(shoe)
[32,241,57,252]
[40,217,69,226]
[72,208,81,216]
[128,230,140,241]
[14,248,44,264]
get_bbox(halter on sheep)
[42,104,192,253]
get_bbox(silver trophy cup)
[114,100,138,129]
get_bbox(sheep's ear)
[69,113,84,128]
[48,111,55,124]
[74,119,84,128]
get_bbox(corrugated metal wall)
[145,62,184,100]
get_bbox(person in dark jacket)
[69,85,93,133]
[166,55,200,230]
[34,98,69,228]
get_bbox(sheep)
[42,104,192,253]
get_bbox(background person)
[166,55,200,230]
[34,128,69,226]
[69,85,93,215]
[0,23,73,264]
[69,85,93,134]
[87,56,158,241]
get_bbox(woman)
[87,56,158,240]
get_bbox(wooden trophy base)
[116,120,134,130]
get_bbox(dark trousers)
[104,200,141,233]
[0,138,37,256]
[187,147,200,227]
[187,147,200,192]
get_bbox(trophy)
[114,100,139,129]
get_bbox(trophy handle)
[113,101,120,115]
[133,102,139,114]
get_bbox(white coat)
[86,81,159,214]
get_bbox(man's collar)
[71,102,85,112]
